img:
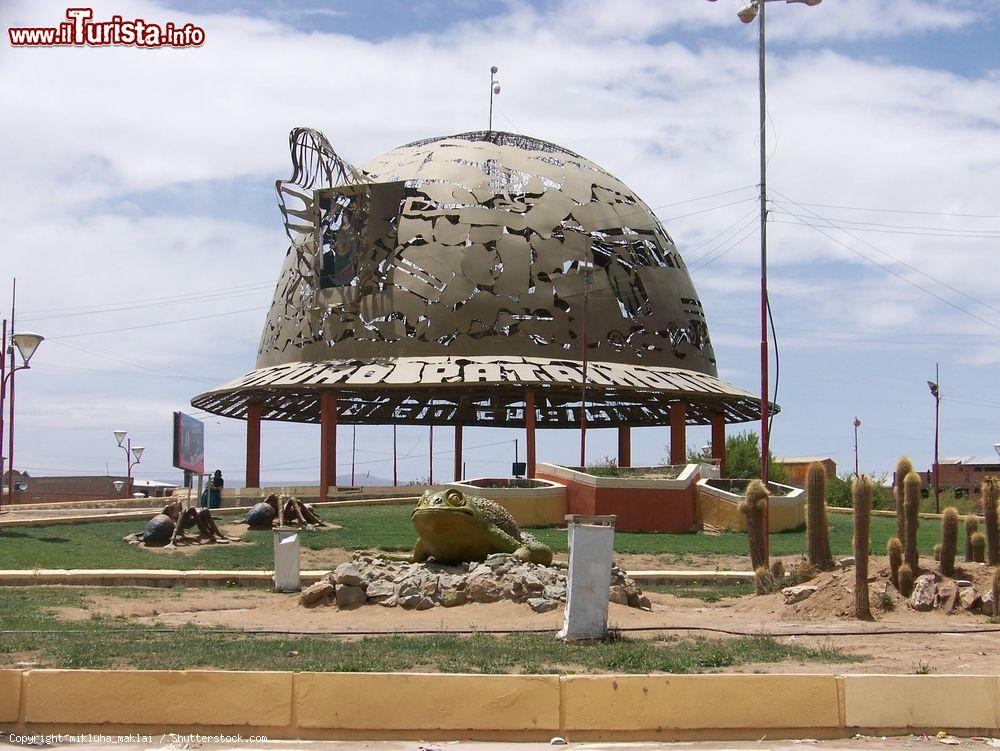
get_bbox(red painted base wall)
[538,472,696,532]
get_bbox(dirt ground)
[46,553,1000,675]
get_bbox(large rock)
[335,584,368,609]
[909,574,938,611]
[365,580,397,603]
[782,584,818,604]
[528,597,559,613]
[334,563,365,588]
[299,580,336,607]
[961,587,983,612]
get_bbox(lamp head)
[490,65,499,75]
[994,443,1000,460]
[737,1,758,23]
[927,380,940,398]
[787,0,822,5]
[11,332,43,366]
[113,430,127,446]
[112,480,125,493]
[854,417,862,428]
[493,84,501,95]
[132,446,145,462]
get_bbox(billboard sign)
[172,411,204,474]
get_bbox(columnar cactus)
[740,479,770,575]
[983,477,1000,566]
[971,532,987,563]
[992,568,1000,618]
[966,516,979,562]
[894,456,913,541]
[898,563,915,597]
[940,507,958,577]
[903,471,922,571]
[853,475,873,620]
[887,537,903,589]
[806,461,833,570]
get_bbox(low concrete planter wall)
[536,463,698,532]
[696,478,805,533]
[4,669,1000,739]
[444,478,567,526]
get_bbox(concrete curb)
[3,669,998,740]
[0,568,753,588]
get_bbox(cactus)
[853,475,873,620]
[983,477,1000,565]
[972,532,987,563]
[966,516,979,562]
[940,507,958,577]
[770,559,785,582]
[933,544,942,561]
[806,461,833,569]
[894,456,913,540]
[898,563,915,597]
[887,537,903,589]
[754,566,778,595]
[903,471,921,571]
[992,568,1000,618]
[740,479,770,575]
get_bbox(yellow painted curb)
[24,670,293,727]
[562,674,841,730]
[844,674,1000,730]
[296,673,561,730]
[0,670,21,723]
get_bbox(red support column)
[618,426,631,468]
[525,390,537,478]
[320,392,337,501]
[454,425,463,482]
[711,411,727,478]
[669,403,687,465]
[245,400,262,489]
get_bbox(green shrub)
[723,431,789,484]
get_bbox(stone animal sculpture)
[245,493,327,529]
[410,488,553,566]
[136,501,231,546]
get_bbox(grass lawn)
[644,581,756,602]
[0,587,852,673]
[0,503,944,570]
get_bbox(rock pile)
[299,554,651,612]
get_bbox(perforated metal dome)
[191,128,766,427]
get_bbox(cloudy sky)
[2,0,998,488]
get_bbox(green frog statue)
[411,488,553,566]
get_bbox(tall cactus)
[806,461,833,569]
[966,516,979,562]
[972,532,987,563]
[740,479,770,575]
[894,456,913,541]
[940,507,958,577]
[887,537,903,589]
[992,568,1000,618]
[983,476,1000,566]
[903,471,922,571]
[853,475,873,620]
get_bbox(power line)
[42,305,267,341]
[771,199,1000,221]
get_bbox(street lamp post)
[853,417,862,476]
[706,0,823,485]
[0,326,44,511]
[113,430,144,498]
[928,364,941,513]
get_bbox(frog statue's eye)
[445,490,465,507]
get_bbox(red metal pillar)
[454,424,463,482]
[669,403,686,466]
[245,400,262,489]
[320,392,337,501]
[711,411,726,477]
[525,389,536,478]
[618,426,631,468]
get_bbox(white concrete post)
[273,527,301,592]
[558,514,616,641]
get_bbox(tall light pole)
[488,65,501,131]
[706,0,823,483]
[928,364,941,513]
[578,261,595,467]
[113,430,144,498]
[0,327,44,511]
[853,417,861,477]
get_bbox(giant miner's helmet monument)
[192,128,766,485]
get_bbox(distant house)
[773,457,837,489]
[0,471,177,504]
[920,456,1000,498]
